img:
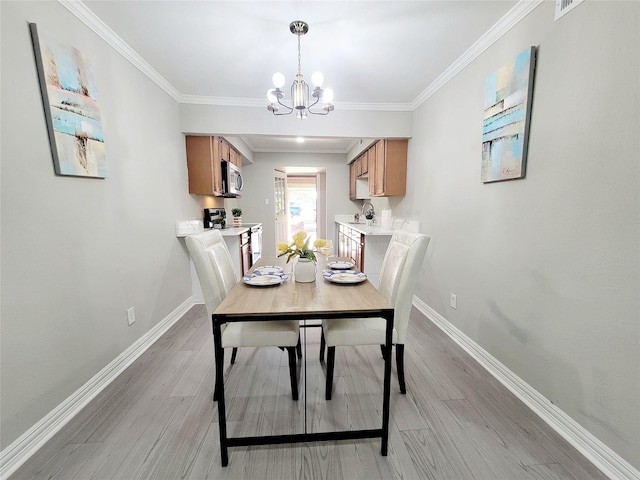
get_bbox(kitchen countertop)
[218,223,260,236]
[176,221,261,238]
[335,220,395,236]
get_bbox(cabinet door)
[337,224,347,258]
[354,232,364,271]
[186,136,223,195]
[336,225,364,271]
[367,145,376,197]
[220,139,231,163]
[349,162,357,200]
[230,148,241,168]
[370,140,384,196]
[361,149,369,176]
[213,139,223,194]
[379,139,407,196]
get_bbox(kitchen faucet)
[362,202,375,218]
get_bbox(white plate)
[243,274,284,286]
[327,260,355,270]
[323,270,367,284]
[253,265,284,275]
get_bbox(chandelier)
[267,21,334,119]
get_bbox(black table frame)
[212,308,394,467]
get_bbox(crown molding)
[58,0,182,101]
[411,0,544,109]
[60,0,543,112]
[179,95,414,112]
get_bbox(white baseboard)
[412,297,640,480]
[0,297,195,480]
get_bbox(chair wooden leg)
[213,348,224,402]
[319,329,326,362]
[325,346,335,400]
[296,336,303,359]
[230,347,238,364]
[396,344,406,394]
[287,347,299,401]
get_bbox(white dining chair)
[320,229,430,400]
[186,230,301,400]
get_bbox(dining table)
[211,254,394,466]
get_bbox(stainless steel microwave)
[222,161,243,197]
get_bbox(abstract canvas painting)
[481,46,536,183]
[30,23,107,178]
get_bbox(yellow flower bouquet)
[278,231,327,263]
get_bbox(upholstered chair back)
[378,230,430,344]
[185,230,238,332]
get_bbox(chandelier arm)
[275,97,294,113]
[306,94,321,111]
[307,106,329,116]
[272,108,293,116]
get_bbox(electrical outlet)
[127,307,136,325]
[450,293,457,309]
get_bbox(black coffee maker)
[203,208,226,229]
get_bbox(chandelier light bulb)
[272,72,286,89]
[311,71,324,88]
[267,89,277,103]
[323,88,334,104]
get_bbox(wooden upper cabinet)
[230,148,241,168]
[186,136,242,196]
[349,161,358,200]
[219,139,231,163]
[361,150,369,176]
[353,151,369,178]
[185,135,223,195]
[349,139,407,199]
[220,138,242,167]
[369,139,407,197]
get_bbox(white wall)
[393,1,639,468]
[0,1,201,448]
[180,104,413,140]
[236,152,355,255]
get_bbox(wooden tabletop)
[214,256,392,320]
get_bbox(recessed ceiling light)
[296,137,305,143]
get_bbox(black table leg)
[211,309,393,464]
[381,310,394,456]
[212,317,229,466]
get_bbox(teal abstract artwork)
[482,47,536,183]
[30,23,107,178]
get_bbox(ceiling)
[80,0,519,153]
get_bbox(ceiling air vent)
[555,0,584,21]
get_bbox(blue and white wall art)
[30,23,107,178]
[482,46,536,183]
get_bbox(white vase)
[233,216,242,227]
[294,258,316,283]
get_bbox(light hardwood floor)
[10,305,608,480]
